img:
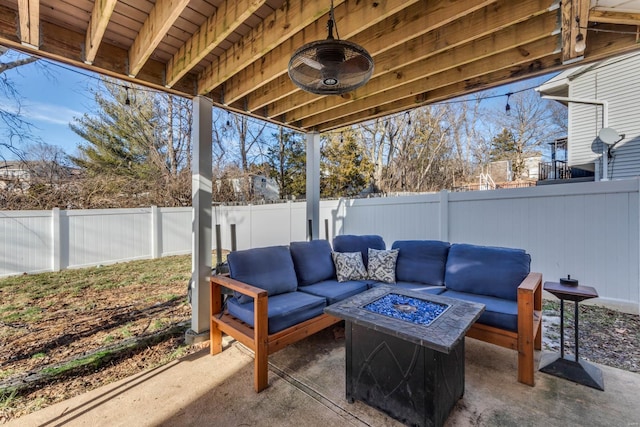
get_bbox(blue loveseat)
[210,236,542,392]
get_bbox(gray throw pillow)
[332,252,368,282]
[367,248,398,283]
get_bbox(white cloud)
[21,101,84,126]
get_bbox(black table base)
[539,353,604,391]
[346,322,464,427]
[540,282,604,391]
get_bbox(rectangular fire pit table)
[325,285,485,427]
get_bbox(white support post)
[151,205,160,259]
[439,190,449,242]
[306,132,320,240]
[187,96,213,343]
[51,207,61,272]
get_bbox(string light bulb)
[124,86,131,105]
[575,33,586,53]
[505,92,512,115]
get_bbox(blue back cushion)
[227,246,298,304]
[290,240,336,286]
[392,240,450,286]
[332,235,385,267]
[444,243,530,301]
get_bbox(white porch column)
[306,132,320,240]
[187,96,213,343]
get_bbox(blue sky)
[1,55,98,159]
[1,50,557,161]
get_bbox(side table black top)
[544,281,598,302]
[540,281,604,391]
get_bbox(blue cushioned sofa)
[210,235,542,392]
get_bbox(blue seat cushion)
[298,280,369,305]
[290,240,336,286]
[227,291,327,334]
[392,240,450,286]
[444,243,530,301]
[332,235,385,267]
[441,290,518,332]
[227,246,298,304]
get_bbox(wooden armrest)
[517,272,542,293]
[210,275,268,299]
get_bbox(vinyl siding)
[568,52,640,179]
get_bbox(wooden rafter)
[84,0,118,65]
[231,0,496,113]
[165,0,268,88]
[2,0,640,133]
[17,0,38,48]
[128,0,190,78]
[218,0,425,106]
[287,10,559,126]
[562,0,591,63]
[300,36,560,129]
[263,0,554,121]
[590,9,640,25]
[197,0,347,98]
[319,53,564,131]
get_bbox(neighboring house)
[537,51,640,182]
[0,161,31,190]
[0,161,80,191]
[217,174,280,201]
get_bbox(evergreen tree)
[69,78,192,206]
[490,128,517,161]
[267,127,306,199]
[320,130,373,198]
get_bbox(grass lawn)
[0,254,206,422]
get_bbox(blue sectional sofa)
[210,236,542,392]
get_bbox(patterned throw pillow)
[332,252,368,282]
[367,248,398,283]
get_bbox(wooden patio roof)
[1,0,639,133]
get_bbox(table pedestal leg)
[539,300,604,391]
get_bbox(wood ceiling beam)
[316,53,565,132]
[561,0,590,63]
[315,28,640,132]
[84,0,117,65]
[17,0,39,48]
[589,9,640,25]
[270,0,557,123]
[197,0,346,97]
[222,0,485,107]
[165,0,267,88]
[0,4,196,97]
[299,35,560,130]
[288,10,558,125]
[128,0,190,78]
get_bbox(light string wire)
[27,48,640,135]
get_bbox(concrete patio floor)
[10,327,640,427]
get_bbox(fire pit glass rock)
[364,293,450,326]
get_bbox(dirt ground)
[1,276,639,423]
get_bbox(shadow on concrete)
[12,327,640,427]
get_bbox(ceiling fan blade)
[343,55,371,73]
[298,55,323,70]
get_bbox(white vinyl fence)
[2,179,639,313]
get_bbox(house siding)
[568,52,640,179]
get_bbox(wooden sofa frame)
[210,275,341,392]
[210,271,543,392]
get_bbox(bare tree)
[0,47,39,158]
[489,88,567,179]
